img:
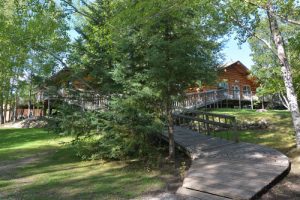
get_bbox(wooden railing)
[173,110,239,142]
[173,89,258,110]
[173,89,227,110]
[47,93,110,110]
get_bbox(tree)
[0,0,69,122]
[228,0,300,148]
[112,0,228,160]
[249,18,300,110]
[62,0,119,94]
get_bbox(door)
[232,85,240,99]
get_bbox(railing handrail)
[183,109,236,120]
[186,89,257,96]
[186,89,227,96]
[173,111,239,142]
[173,113,234,128]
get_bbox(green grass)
[211,109,296,153]
[0,129,167,200]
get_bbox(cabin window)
[218,82,228,89]
[243,85,251,96]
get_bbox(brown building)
[181,61,260,110]
[213,60,258,100]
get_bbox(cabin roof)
[218,60,249,71]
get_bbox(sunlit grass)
[0,129,166,200]
[211,109,296,153]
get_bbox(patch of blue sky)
[222,36,254,69]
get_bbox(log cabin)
[214,60,258,99]
[14,60,259,119]
[181,61,260,110]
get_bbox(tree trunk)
[164,21,175,161]
[14,92,18,122]
[28,73,33,118]
[267,3,300,148]
[166,100,175,161]
[0,91,4,124]
[4,100,8,123]
[48,98,51,117]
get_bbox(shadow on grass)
[0,129,171,200]
[1,147,165,200]
[4,165,163,200]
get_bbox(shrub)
[48,97,164,161]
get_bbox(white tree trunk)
[279,92,290,111]
[267,3,300,148]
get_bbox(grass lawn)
[0,128,181,200]
[211,109,296,153]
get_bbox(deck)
[162,126,290,200]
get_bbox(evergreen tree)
[112,0,228,160]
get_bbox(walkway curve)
[163,126,290,200]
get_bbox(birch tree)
[228,0,300,148]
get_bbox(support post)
[239,91,241,109]
[205,114,210,135]
[250,91,254,110]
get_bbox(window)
[218,82,228,89]
[243,85,251,96]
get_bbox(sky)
[222,37,254,69]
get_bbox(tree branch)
[61,0,93,20]
[244,0,300,26]
[279,92,290,110]
[229,4,278,56]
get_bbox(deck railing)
[47,93,110,110]
[173,89,258,110]
[173,110,239,142]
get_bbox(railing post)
[205,114,210,135]
[233,118,239,143]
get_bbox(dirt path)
[0,121,24,129]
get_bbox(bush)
[48,97,164,161]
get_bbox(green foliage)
[0,0,70,123]
[112,0,227,99]
[59,0,230,159]
[49,98,163,160]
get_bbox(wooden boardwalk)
[162,126,290,200]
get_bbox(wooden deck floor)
[162,126,290,200]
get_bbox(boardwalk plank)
[177,187,231,200]
[183,177,256,199]
[169,126,290,200]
